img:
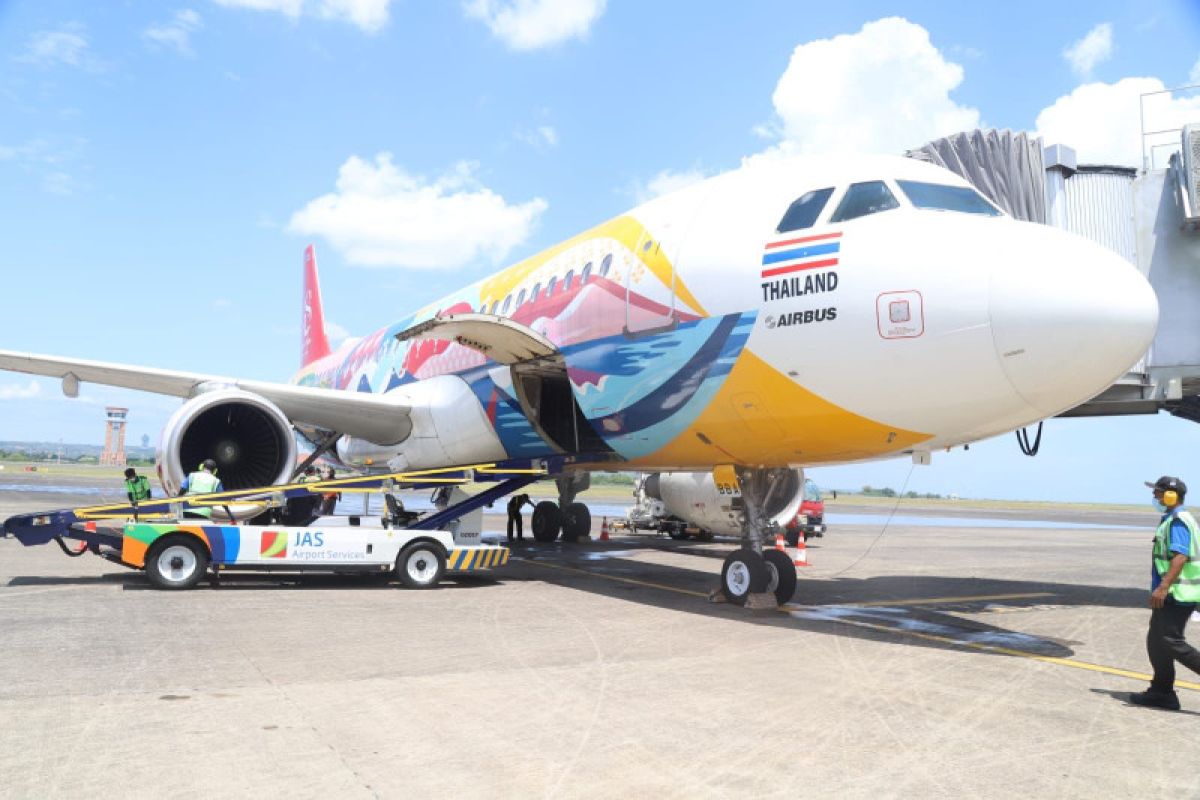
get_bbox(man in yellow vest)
[1131,475,1200,711]
[180,459,224,519]
[124,467,152,504]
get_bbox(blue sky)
[1,0,1198,503]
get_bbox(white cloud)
[754,17,980,160]
[288,154,548,269]
[0,381,41,400]
[213,0,392,33]
[325,320,351,346]
[516,125,558,148]
[631,168,706,204]
[16,24,90,68]
[1063,23,1114,78]
[0,138,88,195]
[1035,77,1200,167]
[144,9,204,56]
[464,0,606,50]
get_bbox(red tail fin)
[301,244,332,367]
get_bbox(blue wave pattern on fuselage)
[459,365,550,458]
[563,311,755,459]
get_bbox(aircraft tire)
[720,548,768,606]
[763,549,798,604]
[396,541,446,589]
[531,501,562,543]
[145,535,209,591]
[560,502,591,542]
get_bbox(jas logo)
[294,531,324,547]
[260,531,288,559]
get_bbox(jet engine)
[643,468,805,537]
[157,389,297,494]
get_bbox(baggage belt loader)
[1,462,546,590]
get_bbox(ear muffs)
[1164,490,1179,507]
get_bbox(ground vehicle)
[2,463,538,590]
[785,479,826,545]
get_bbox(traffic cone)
[774,533,786,551]
[793,534,809,567]
[599,517,610,541]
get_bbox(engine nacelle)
[644,468,805,537]
[157,390,297,494]
[336,375,507,472]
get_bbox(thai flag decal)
[760,232,841,279]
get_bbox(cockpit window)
[829,181,900,223]
[896,180,1002,216]
[776,187,834,233]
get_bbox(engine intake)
[158,390,296,494]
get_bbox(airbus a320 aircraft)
[0,154,1158,606]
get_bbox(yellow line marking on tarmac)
[519,557,1200,692]
[847,592,1056,607]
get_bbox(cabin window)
[581,262,593,284]
[599,254,612,278]
[564,269,575,291]
[501,295,512,314]
[515,289,527,308]
[829,180,900,223]
[530,282,542,301]
[895,180,1002,216]
[776,187,834,233]
[547,276,558,296]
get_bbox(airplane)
[0,153,1158,607]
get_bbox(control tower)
[100,407,128,466]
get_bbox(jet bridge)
[909,112,1200,424]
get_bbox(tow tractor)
[1,462,547,590]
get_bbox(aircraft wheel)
[396,541,446,589]
[531,501,562,542]
[145,536,209,590]
[763,549,798,604]
[720,547,768,606]
[560,502,591,542]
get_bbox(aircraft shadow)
[506,541,1153,662]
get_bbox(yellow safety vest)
[183,471,221,518]
[1153,510,1200,603]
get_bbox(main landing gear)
[530,473,592,543]
[720,467,798,608]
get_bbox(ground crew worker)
[298,466,320,483]
[506,493,533,542]
[318,465,340,515]
[124,467,152,504]
[179,459,224,519]
[1130,475,1200,711]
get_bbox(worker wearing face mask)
[1130,476,1200,711]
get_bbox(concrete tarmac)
[1,486,1197,798]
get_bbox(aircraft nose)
[989,225,1158,417]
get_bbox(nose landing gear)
[719,467,798,607]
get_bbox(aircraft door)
[624,227,678,336]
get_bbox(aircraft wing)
[0,349,411,444]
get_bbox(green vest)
[184,471,221,518]
[1153,509,1200,603]
[125,475,151,501]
